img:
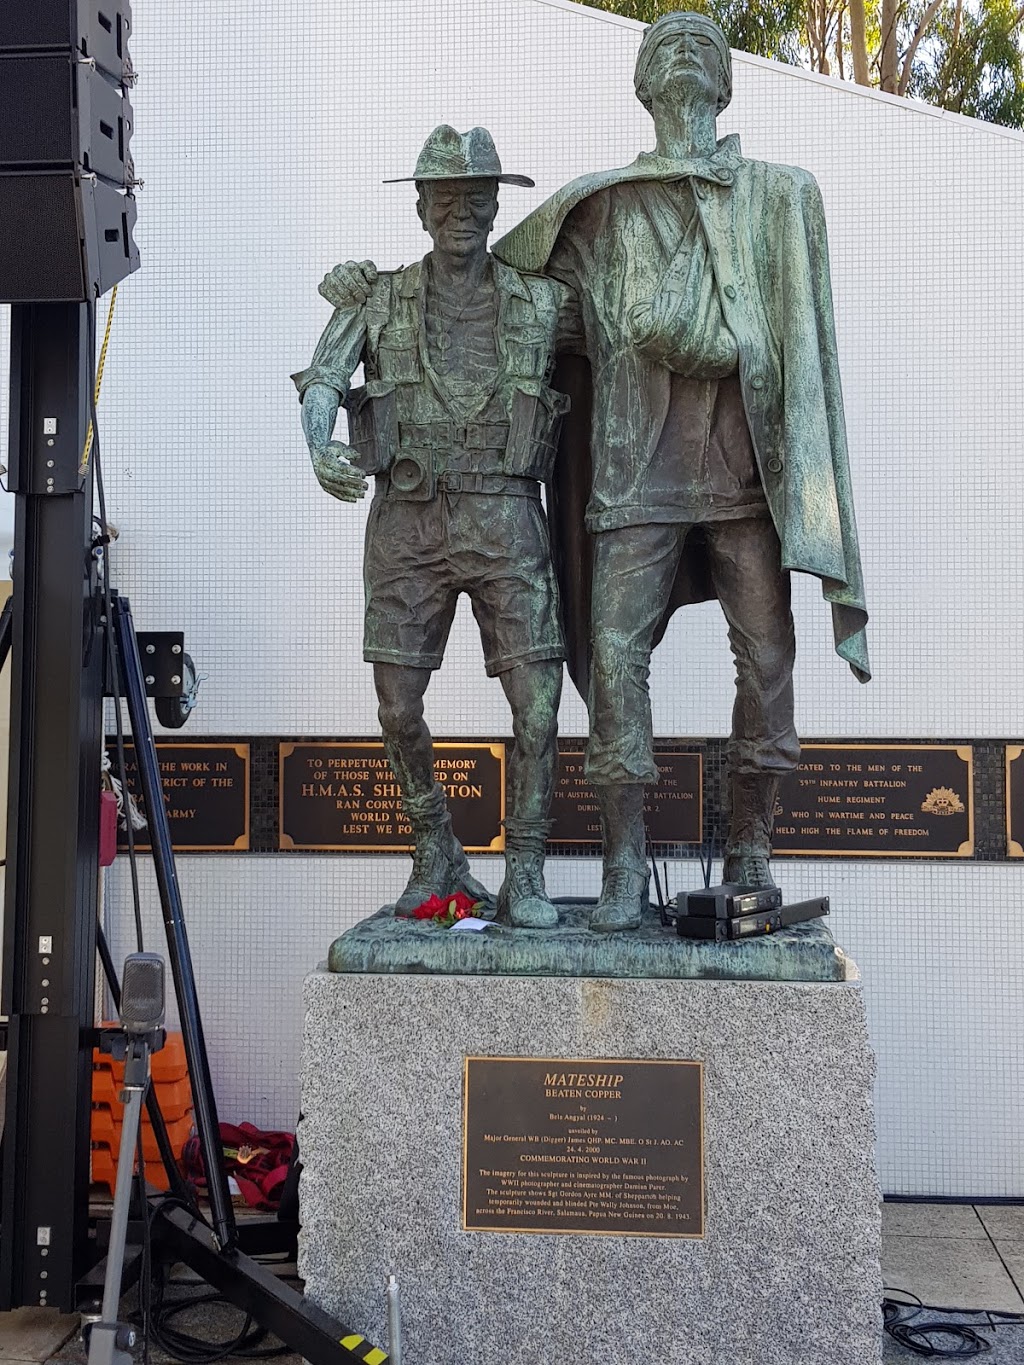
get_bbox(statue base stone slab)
[299,961,883,1365]
[329,904,847,981]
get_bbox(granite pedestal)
[299,932,883,1365]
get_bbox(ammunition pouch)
[389,449,436,502]
[502,382,571,483]
[344,381,398,475]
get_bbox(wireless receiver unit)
[671,883,829,941]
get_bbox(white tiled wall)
[5,0,1024,1194]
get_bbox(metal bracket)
[106,630,184,699]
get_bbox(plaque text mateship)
[463,1057,704,1237]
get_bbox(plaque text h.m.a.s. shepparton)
[462,1057,704,1238]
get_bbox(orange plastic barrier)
[90,1029,194,1195]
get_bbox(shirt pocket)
[503,325,550,380]
[376,327,421,384]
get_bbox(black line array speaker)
[0,1,140,301]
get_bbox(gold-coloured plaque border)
[1007,746,1023,858]
[278,741,506,853]
[773,743,974,859]
[124,742,250,852]
[551,750,703,845]
[461,1055,705,1240]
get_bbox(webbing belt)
[400,420,510,450]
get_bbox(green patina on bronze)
[294,125,576,931]
[328,906,847,983]
[493,139,869,676]
[301,12,871,953]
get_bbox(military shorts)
[362,490,565,676]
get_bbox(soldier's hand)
[319,260,379,309]
[310,441,369,503]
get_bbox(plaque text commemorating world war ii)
[773,744,973,857]
[114,743,250,851]
[550,751,702,844]
[1007,748,1024,858]
[462,1057,704,1237]
[279,742,506,852]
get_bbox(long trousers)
[585,517,801,786]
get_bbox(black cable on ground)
[143,1272,291,1363]
[883,1288,1024,1358]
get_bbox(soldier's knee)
[591,632,650,686]
[377,689,424,741]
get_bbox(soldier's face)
[647,25,720,109]
[417,180,499,258]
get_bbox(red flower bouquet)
[408,891,483,927]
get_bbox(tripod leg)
[87,1043,148,1365]
[110,593,236,1251]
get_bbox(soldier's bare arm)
[301,384,368,503]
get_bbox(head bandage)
[634,12,733,114]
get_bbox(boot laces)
[507,852,546,900]
[407,826,450,889]
[730,853,775,887]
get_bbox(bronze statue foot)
[589,869,648,933]
[497,850,558,928]
[722,852,777,890]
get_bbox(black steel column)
[1,302,102,1310]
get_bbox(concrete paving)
[1,1201,1021,1364]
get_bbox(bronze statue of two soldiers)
[295,11,870,934]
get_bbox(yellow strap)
[339,1336,364,1351]
[80,283,118,477]
[364,1350,387,1365]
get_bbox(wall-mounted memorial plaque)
[279,742,505,852]
[774,744,973,857]
[113,743,250,851]
[550,751,702,844]
[462,1056,704,1238]
[1007,747,1024,858]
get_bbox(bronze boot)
[722,772,781,889]
[590,784,649,933]
[497,818,558,929]
[394,784,493,916]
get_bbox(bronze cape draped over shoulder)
[493,137,870,699]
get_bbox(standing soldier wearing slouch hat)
[493,11,870,929]
[293,126,580,928]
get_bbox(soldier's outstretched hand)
[319,260,379,309]
[311,441,369,503]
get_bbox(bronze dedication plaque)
[279,742,505,852]
[114,743,250,851]
[1007,748,1024,858]
[773,744,973,857]
[550,751,702,844]
[462,1057,704,1238]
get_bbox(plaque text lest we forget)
[462,1057,704,1237]
[279,742,505,852]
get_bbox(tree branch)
[938,0,963,104]
[880,0,899,91]
[849,0,870,83]
[897,0,945,95]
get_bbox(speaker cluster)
[0,1,140,301]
